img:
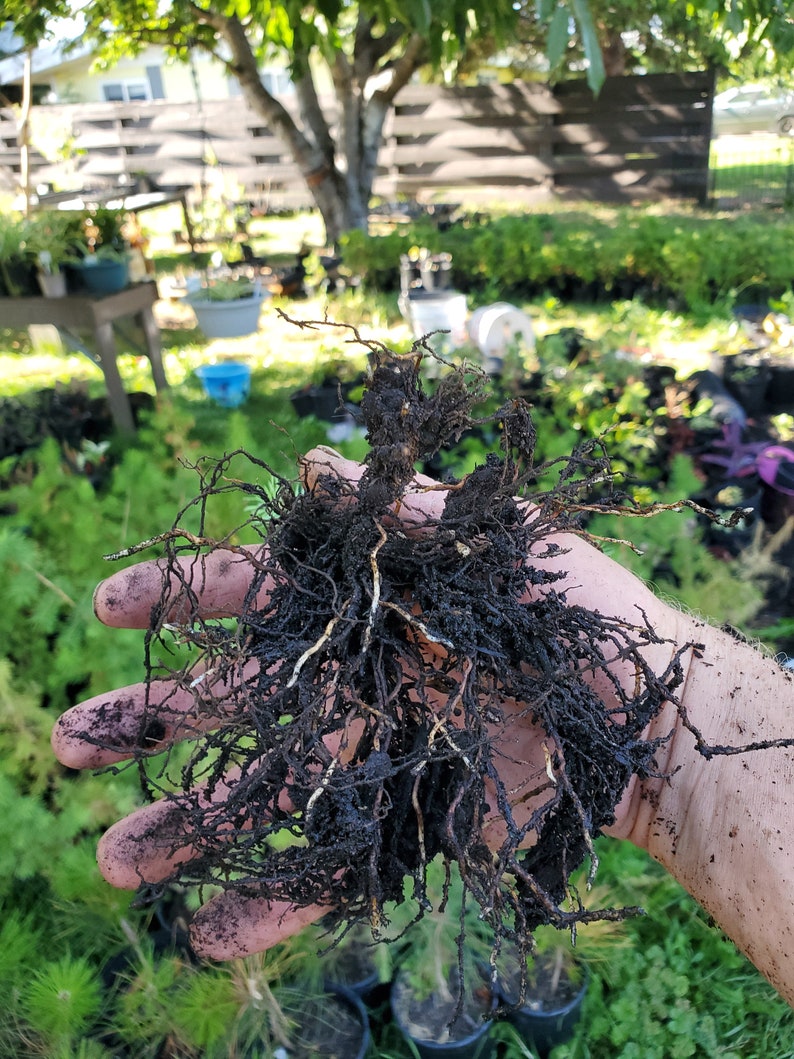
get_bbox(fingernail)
[92,579,106,618]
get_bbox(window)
[102,80,151,103]
[261,68,294,96]
[228,68,294,98]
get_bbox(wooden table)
[0,282,167,434]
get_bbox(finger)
[52,674,225,769]
[94,545,272,629]
[98,800,196,889]
[190,892,326,960]
[96,758,295,889]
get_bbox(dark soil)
[98,331,794,979]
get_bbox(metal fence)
[709,134,794,208]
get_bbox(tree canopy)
[3,1,793,242]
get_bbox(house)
[0,36,291,105]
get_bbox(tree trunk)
[19,47,33,215]
[214,13,424,247]
[600,28,627,77]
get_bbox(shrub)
[341,207,794,311]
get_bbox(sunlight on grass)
[0,289,412,404]
[1,288,729,407]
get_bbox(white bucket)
[406,291,468,354]
[468,303,535,373]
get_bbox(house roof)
[0,36,92,85]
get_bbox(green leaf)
[570,0,606,94]
[546,4,571,70]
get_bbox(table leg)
[139,307,169,392]
[94,321,136,434]
[179,192,197,250]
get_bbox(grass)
[0,282,734,408]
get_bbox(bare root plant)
[96,331,793,980]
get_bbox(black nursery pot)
[290,377,354,422]
[390,973,495,1059]
[721,350,770,417]
[323,983,372,1059]
[246,984,371,1059]
[498,956,588,1059]
[765,359,794,410]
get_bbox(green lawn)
[710,133,794,203]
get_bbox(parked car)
[713,84,794,136]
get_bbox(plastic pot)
[722,350,770,417]
[498,956,588,1059]
[390,973,495,1059]
[78,257,130,295]
[188,291,265,338]
[195,362,252,408]
[765,360,794,409]
[290,382,344,422]
[37,270,68,297]
[246,983,370,1059]
[403,289,469,355]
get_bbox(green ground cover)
[0,205,793,1057]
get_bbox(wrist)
[604,618,794,1003]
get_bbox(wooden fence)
[0,72,714,210]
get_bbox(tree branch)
[353,15,405,82]
[295,66,336,166]
[213,12,327,179]
[373,32,426,106]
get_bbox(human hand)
[52,446,686,959]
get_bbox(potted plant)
[310,917,393,1004]
[388,859,496,1058]
[186,275,268,339]
[720,348,770,416]
[0,214,38,297]
[76,245,131,295]
[494,932,589,1059]
[26,211,85,297]
[290,357,365,423]
[105,926,371,1058]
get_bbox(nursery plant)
[66,330,794,1019]
[387,857,495,1050]
[341,207,794,314]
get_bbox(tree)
[514,0,794,83]
[4,0,572,245]
[1,5,72,213]
[4,1,794,244]
[63,1,527,245]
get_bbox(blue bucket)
[195,362,252,408]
